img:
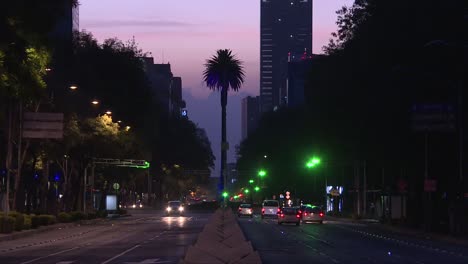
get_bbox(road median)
[181,208,262,264]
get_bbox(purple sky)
[79,0,354,175]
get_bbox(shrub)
[0,216,16,233]
[23,215,32,230]
[70,211,87,221]
[58,212,72,223]
[96,210,108,218]
[87,212,97,220]
[31,215,41,229]
[8,211,25,231]
[38,215,56,226]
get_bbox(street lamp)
[91,99,99,105]
[254,186,260,192]
[249,179,254,184]
[105,110,112,115]
[69,85,78,90]
[125,126,131,131]
[258,170,266,177]
[306,157,321,168]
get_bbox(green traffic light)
[244,189,249,194]
[222,192,228,198]
[254,186,260,192]
[249,179,254,184]
[234,195,238,199]
[258,170,266,177]
[306,157,321,168]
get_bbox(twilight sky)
[79,0,354,175]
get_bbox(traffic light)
[254,186,260,192]
[249,179,254,184]
[306,157,321,168]
[244,189,250,194]
[222,191,228,198]
[258,170,266,177]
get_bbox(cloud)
[81,19,194,28]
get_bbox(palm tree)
[203,49,245,195]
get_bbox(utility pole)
[363,160,367,217]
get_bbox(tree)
[203,49,245,194]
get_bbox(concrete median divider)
[181,208,262,264]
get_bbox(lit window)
[278,18,282,22]
[290,34,293,38]
[291,2,294,5]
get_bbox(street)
[238,215,468,264]
[0,210,210,264]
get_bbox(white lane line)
[101,245,141,264]
[21,247,79,264]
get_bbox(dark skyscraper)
[260,0,312,112]
[242,96,260,140]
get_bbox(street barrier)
[181,208,262,264]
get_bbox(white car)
[238,204,253,218]
[261,200,279,219]
[302,205,324,224]
[166,200,184,215]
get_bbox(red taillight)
[277,208,280,213]
[319,212,324,217]
[304,213,308,216]
[296,214,300,218]
[262,208,265,214]
[280,214,284,217]
[298,210,302,214]
[238,208,242,212]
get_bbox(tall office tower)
[260,0,312,112]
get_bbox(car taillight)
[298,210,302,214]
[319,212,324,217]
[304,213,308,216]
[280,214,284,217]
[277,208,280,213]
[262,208,265,214]
[296,214,300,218]
[238,208,242,211]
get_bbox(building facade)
[260,0,312,112]
[141,57,185,117]
[241,96,261,140]
[287,53,323,107]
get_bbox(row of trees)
[1,1,215,213]
[237,0,467,230]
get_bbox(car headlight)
[132,204,136,208]
[178,206,184,211]
[139,204,143,208]
[167,207,171,211]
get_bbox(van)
[261,200,279,219]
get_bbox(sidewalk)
[327,216,468,247]
[0,217,112,242]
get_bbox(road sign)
[113,183,120,190]
[22,112,64,139]
[330,189,340,197]
[424,179,437,192]
[411,104,455,132]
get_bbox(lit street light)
[105,110,112,115]
[249,179,254,184]
[254,186,260,192]
[258,170,266,177]
[306,157,321,168]
[91,100,99,105]
[117,120,122,123]
[69,85,78,90]
[125,126,131,131]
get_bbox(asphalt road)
[238,215,468,264]
[0,209,210,264]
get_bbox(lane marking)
[101,245,141,264]
[21,247,79,264]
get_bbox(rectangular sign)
[411,104,455,132]
[22,112,64,139]
[424,179,437,192]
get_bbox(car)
[166,200,184,215]
[278,206,301,225]
[302,205,324,224]
[238,203,254,218]
[261,200,280,219]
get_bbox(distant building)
[242,96,260,140]
[287,53,324,107]
[260,0,313,112]
[141,57,185,117]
